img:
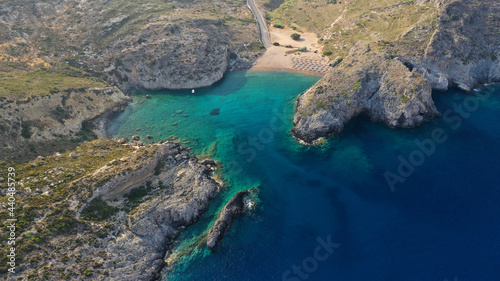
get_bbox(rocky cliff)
[0,87,129,161]
[418,0,500,91]
[104,19,232,90]
[292,42,440,144]
[0,0,262,92]
[292,0,499,144]
[0,140,222,280]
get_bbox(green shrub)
[125,186,149,204]
[400,94,410,104]
[273,42,280,46]
[45,210,80,234]
[81,198,118,221]
[84,269,93,277]
[298,46,307,51]
[290,33,301,40]
[323,51,333,56]
[353,81,361,92]
[273,24,284,29]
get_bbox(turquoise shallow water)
[109,71,500,281]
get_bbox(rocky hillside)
[0,87,129,162]
[292,42,440,143]
[289,0,499,143]
[0,139,223,280]
[0,0,262,92]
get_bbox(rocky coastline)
[0,87,130,162]
[292,0,499,144]
[5,140,223,280]
[0,0,498,279]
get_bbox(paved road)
[247,0,271,48]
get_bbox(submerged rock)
[207,190,250,250]
[117,137,129,144]
[210,108,220,116]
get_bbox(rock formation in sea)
[207,190,250,250]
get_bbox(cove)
[108,71,500,281]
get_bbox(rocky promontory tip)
[292,42,441,144]
[207,190,250,250]
[8,139,223,280]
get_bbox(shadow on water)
[132,70,249,98]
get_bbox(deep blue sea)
[109,70,500,281]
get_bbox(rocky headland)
[0,139,223,280]
[291,0,499,144]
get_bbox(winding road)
[247,0,271,48]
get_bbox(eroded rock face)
[0,87,129,161]
[206,190,249,250]
[292,0,499,144]
[292,42,440,144]
[103,143,221,280]
[0,0,260,91]
[108,19,231,90]
[418,0,500,91]
[13,141,222,280]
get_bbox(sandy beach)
[251,26,332,75]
